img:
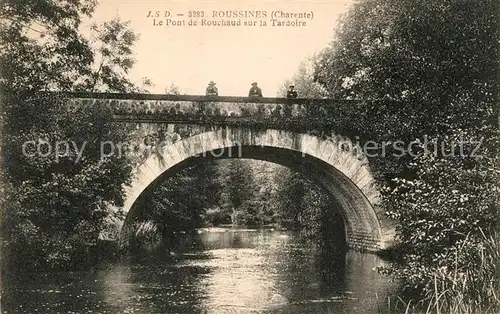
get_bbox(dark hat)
[289,84,295,88]
[251,82,258,85]
[209,81,216,85]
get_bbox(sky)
[88,0,355,96]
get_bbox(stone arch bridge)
[69,93,397,252]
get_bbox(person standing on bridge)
[248,82,263,98]
[286,84,298,99]
[206,81,218,96]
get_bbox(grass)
[424,229,500,314]
[379,228,500,314]
[131,220,162,251]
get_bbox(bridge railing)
[63,92,359,128]
[65,92,350,104]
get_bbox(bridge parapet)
[67,93,349,127]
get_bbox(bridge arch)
[119,127,396,252]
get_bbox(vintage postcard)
[1,0,498,313]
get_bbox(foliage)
[313,0,500,310]
[0,0,96,92]
[215,159,341,233]
[218,159,257,225]
[0,0,143,270]
[164,83,184,95]
[277,56,329,99]
[314,0,499,176]
[130,220,162,253]
[131,159,220,246]
[382,230,500,314]
[381,131,500,310]
[2,95,134,270]
[423,230,500,314]
[129,159,346,249]
[81,18,145,92]
[272,167,306,229]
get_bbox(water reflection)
[195,229,284,313]
[2,228,398,313]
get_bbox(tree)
[79,18,144,93]
[164,83,183,95]
[379,129,500,313]
[278,56,329,99]
[1,99,134,270]
[314,0,500,309]
[272,168,305,229]
[315,0,499,176]
[318,0,498,126]
[218,160,256,225]
[246,161,281,226]
[0,0,96,93]
[131,159,220,248]
[0,1,144,270]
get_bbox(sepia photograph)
[0,0,499,313]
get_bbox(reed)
[132,220,162,251]
[381,229,500,314]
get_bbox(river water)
[2,228,399,313]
